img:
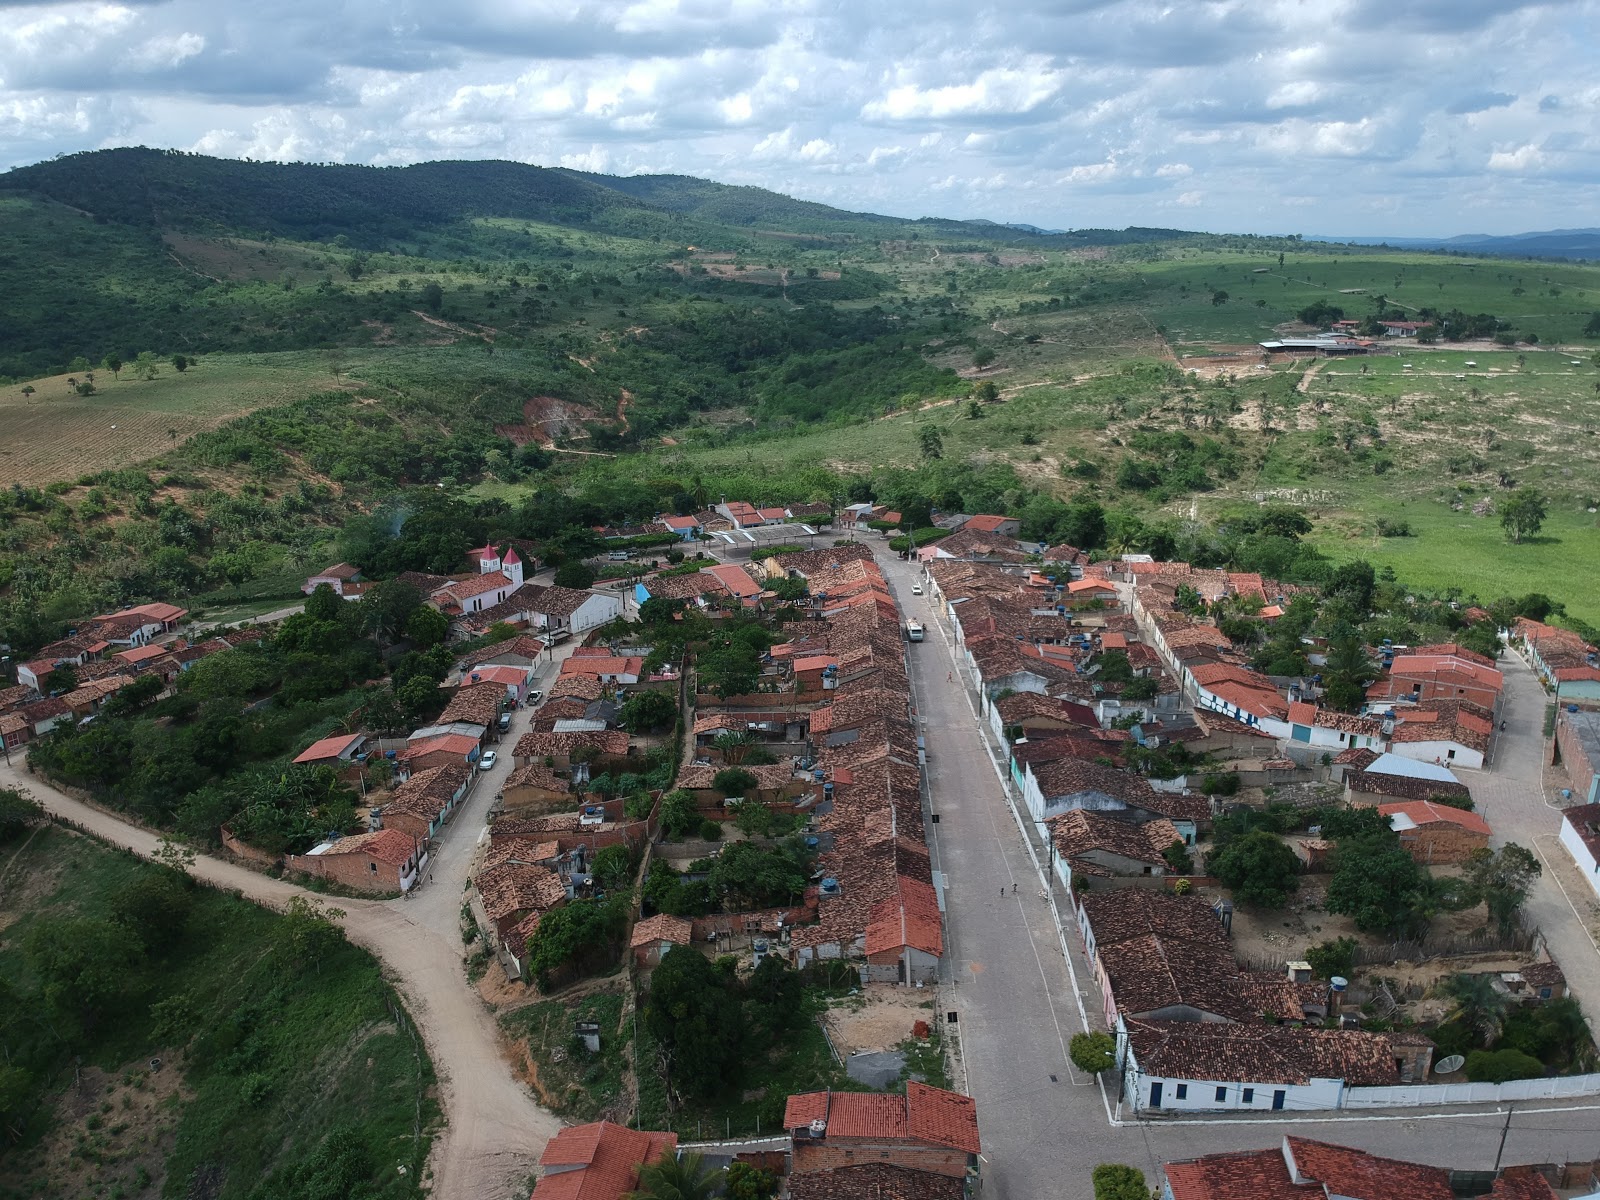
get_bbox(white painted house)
[1559,803,1600,900]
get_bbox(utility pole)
[1493,1103,1514,1172]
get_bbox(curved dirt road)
[0,760,558,1200]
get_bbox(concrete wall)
[1390,739,1485,770]
[1343,1073,1600,1109]
[1125,1065,1343,1113]
[1559,815,1600,900]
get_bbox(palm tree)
[628,1150,718,1200]
[712,730,757,765]
[1434,972,1511,1045]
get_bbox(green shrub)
[698,819,723,842]
[1464,1048,1543,1083]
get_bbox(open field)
[1,352,350,485]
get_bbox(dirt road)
[0,760,559,1200]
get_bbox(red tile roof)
[783,1083,979,1155]
[706,563,763,598]
[1488,1167,1560,1199]
[444,571,515,601]
[630,913,693,949]
[964,514,1015,532]
[864,876,943,957]
[533,1121,679,1200]
[319,827,417,866]
[398,733,480,762]
[1285,1136,1454,1199]
[293,733,364,764]
[1165,1147,1321,1200]
[1378,800,1491,836]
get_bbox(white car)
[527,689,543,704]
[912,582,924,595]
[477,750,498,771]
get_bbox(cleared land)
[1,353,349,485]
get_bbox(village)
[5,497,1600,1200]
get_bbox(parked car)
[527,689,544,704]
[478,750,498,771]
[912,582,924,595]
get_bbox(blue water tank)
[820,878,840,894]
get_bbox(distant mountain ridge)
[0,147,1191,249]
[1317,228,1600,260]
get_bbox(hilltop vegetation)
[0,815,436,1200]
[2,148,1599,645]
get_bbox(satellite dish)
[1435,1054,1466,1075]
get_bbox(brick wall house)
[1554,708,1600,804]
[285,828,425,894]
[1378,801,1491,865]
[785,1084,981,1183]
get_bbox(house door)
[1271,1090,1285,1110]
[1149,1082,1163,1108]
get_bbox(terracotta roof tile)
[1125,1020,1402,1087]
[533,1121,678,1200]
[475,862,566,925]
[319,827,418,866]
[783,1083,979,1155]
[1051,808,1181,866]
[630,913,693,949]
[514,729,629,759]
[1285,1136,1453,1199]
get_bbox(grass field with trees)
[0,814,436,1200]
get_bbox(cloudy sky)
[2,0,1596,236]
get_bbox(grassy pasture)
[1,352,350,484]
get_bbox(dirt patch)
[477,958,537,1010]
[822,984,938,1055]
[494,395,605,446]
[361,318,398,346]
[18,1055,190,1200]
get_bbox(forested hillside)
[2,148,1598,652]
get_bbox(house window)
[1540,987,1553,999]
[1446,749,1456,760]
[1174,1084,1187,1100]
[1215,1086,1227,1103]
[1242,1088,1254,1104]
[369,862,377,872]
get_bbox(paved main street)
[862,539,1600,1199]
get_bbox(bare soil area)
[822,983,938,1055]
[25,1057,190,1200]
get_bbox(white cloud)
[0,0,1595,235]
[862,64,1066,121]
[1487,142,1544,171]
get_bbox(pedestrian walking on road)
[1012,883,1017,894]
[1000,887,1004,898]
[947,671,953,683]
